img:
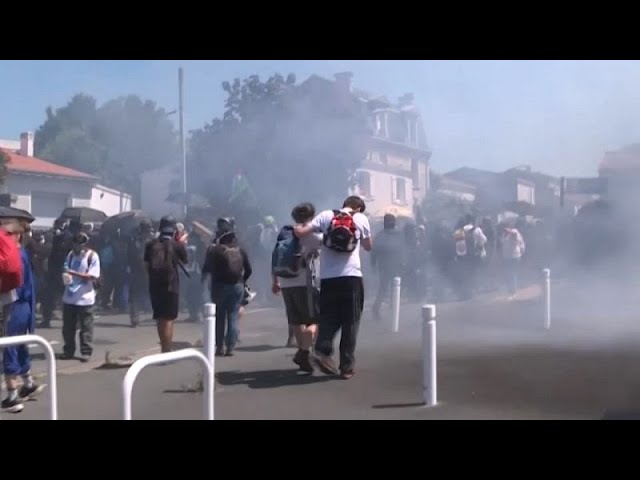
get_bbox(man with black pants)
[60,233,100,363]
[371,214,405,320]
[295,196,372,380]
[128,219,155,327]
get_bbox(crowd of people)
[0,193,545,414]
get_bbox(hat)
[216,217,235,234]
[73,232,90,245]
[159,215,177,234]
[0,207,35,223]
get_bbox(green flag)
[229,172,252,203]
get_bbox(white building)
[300,74,431,220]
[1,132,132,228]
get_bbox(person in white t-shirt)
[60,233,101,363]
[272,202,322,373]
[294,196,372,380]
[499,223,526,299]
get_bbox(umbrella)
[59,207,107,224]
[101,210,150,237]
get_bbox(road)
[5,280,640,420]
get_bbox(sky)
[2,59,640,177]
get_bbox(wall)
[5,172,93,228]
[91,184,132,216]
[140,164,183,220]
[350,167,413,217]
[516,182,535,204]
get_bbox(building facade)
[1,132,132,228]
[300,73,431,219]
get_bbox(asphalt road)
[6,280,640,420]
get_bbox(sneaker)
[340,369,355,380]
[314,354,339,375]
[18,384,46,401]
[293,350,314,374]
[224,349,235,357]
[1,398,24,414]
[79,354,91,363]
[215,347,224,357]
[58,353,74,360]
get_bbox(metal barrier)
[0,334,58,420]
[421,305,437,407]
[122,348,214,420]
[391,277,401,333]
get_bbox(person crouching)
[1,219,45,413]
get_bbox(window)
[394,177,406,203]
[411,158,420,187]
[380,153,388,165]
[357,171,372,198]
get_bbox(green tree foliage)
[189,73,370,222]
[0,149,9,186]
[35,94,179,201]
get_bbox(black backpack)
[219,244,245,283]
[148,239,176,283]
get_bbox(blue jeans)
[505,258,520,295]
[3,302,33,376]
[211,283,244,350]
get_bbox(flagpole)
[179,67,187,218]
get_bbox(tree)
[35,94,179,203]
[189,73,369,223]
[0,150,9,186]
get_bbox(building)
[433,174,477,203]
[0,132,132,228]
[596,144,640,214]
[299,73,431,219]
[444,167,536,214]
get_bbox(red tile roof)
[0,148,95,180]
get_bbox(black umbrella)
[101,210,150,237]
[59,207,107,224]
[0,207,35,223]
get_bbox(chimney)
[334,72,353,94]
[399,93,415,107]
[20,131,34,157]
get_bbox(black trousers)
[316,276,364,372]
[41,273,64,323]
[129,272,150,323]
[62,304,94,357]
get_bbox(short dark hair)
[291,202,316,224]
[343,196,366,213]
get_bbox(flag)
[229,171,253,203]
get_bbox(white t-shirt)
[279,227,322,289]
[63,249,101,306]
[311,209,371,280]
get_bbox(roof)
[438,176,477,192]
[445,167,499,185]
[600,146,640,173]
[0,148,95,180]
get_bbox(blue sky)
[2,60,640,176]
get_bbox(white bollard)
[543,269,551,330]
[203,303,216,370]
[391,276,401,333]
[422,304,437,407]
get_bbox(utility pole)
[178,67,187,218]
